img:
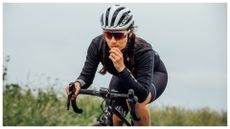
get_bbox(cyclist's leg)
[131,61,168,126]
[109,76,129,126]
[112,113,123,126]
[128,92,152,126]
[152,58,168,101]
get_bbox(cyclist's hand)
[73,82,81,97]
[109,47,125,72]
[66,82,81,100]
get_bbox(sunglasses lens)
[104,32,112,39]
[104,32,127,40]
[113,33,126,40]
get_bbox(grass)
[3,83,227,126]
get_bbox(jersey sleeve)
[119,49,154,103]
[76,37,101,89]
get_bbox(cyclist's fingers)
[74,88,80,96]
[110,47,122,56]
[109,54,116,62]
[110,51,122,59]
[109,53,116,59]
[71,93,78,100]
[109,49,119,56]
[66,86,70,95]
[71,96,75,100]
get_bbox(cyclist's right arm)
[68,35,103,96]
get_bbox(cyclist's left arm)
[119,48,154,103]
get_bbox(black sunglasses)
[104,31,129,40]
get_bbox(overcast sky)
[3,3,227,111]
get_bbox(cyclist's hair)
[99,28,136,75]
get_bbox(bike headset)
[99,4,136,75]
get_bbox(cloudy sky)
[3,3,227,111]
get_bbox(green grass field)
[3,83,227,126]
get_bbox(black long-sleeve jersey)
[76,34,167,102]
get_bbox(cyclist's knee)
[140,92,152,105]
[126,92,152,110]
[136,92,152,107]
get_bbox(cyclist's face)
[104,30,130,50]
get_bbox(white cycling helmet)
[100,5,134,30]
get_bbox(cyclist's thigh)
[152,73,168,102]
[109,76,129,116]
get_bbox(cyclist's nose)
[110,36,117,43]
